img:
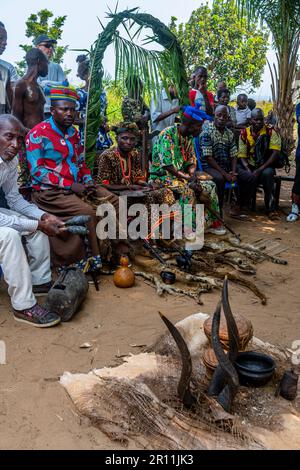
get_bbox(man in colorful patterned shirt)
[199,105,238,210]
[237,108,281,216]
[26,86,120,268]
[149,107,225,235]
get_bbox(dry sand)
[0,179,299,449]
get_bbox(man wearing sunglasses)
[34,34,68,119]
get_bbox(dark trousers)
[0,188,8,208]
[237,165,275,212]
[205,167,226,209]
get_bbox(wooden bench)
[251,174,294,211]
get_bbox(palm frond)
[85,9,188,168]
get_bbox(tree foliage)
[170,0,268,93]
[233,0,300,154]
[16,9,68,76]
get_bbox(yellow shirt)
[238,125,281,167]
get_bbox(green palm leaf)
[85,8,188,168]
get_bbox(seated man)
[0,114,63,327]
[149,106,225,236]
[237,108,281,217]
[26,86,121,269]
[199,105,238,210]
[95,121,146,187]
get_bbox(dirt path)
[0,180,299,449]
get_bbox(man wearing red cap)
[25,86,121,269]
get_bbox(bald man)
[0,114,63,327]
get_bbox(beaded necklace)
[116,149,132,185]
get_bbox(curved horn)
[211,302,239,389]
[222,277,239,361]
[159,312,196,406]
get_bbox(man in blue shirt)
[0,21,19,83]
[34,34,68,118]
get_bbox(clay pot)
[113,255,135,288]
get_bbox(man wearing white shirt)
[150,85,180,145]
[0,114,64,327]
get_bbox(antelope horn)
[208,301,239,411]
[159,312,196,407]
[222,277,239,361]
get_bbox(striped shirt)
[0,156,44,232]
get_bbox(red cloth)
[189,89,214,108]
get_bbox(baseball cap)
[34,34,57,46]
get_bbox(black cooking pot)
[234,351,276,387]
[160,271,176,285]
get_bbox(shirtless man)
[12,48,48,129]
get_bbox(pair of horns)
[160,277,240,411]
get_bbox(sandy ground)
[0,179,299,450]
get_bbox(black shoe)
[13,304,61,328]
[32,281,53,296]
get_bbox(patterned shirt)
[121,96,150,130]
[77,88,112,150]
[200,122,237,171]
[26,117,92,191]
[95,146,144,185]
[150,124,196,183]
[238,125,281,167]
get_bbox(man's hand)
[84,180,97,197]
[229,172,238,183]
[253,168,263,179]
[41,213,64,226]
[223,172,233,183]
[71,182,86,196]
[38,219,63,237]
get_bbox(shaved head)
[251,108,264,119]
[250,107,265,132]
[0,114,26,134]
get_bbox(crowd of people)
[0,23,299,328]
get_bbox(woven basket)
[203,312,253,352]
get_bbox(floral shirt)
[95,145,145,185]
[150,124,196,184]
[26,117,92,190]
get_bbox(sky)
[1,0,275,99]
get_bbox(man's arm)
[5,74,13,111]
[0,161,44,232]
[12,81,25,123]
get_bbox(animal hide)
[60,313,300,450]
